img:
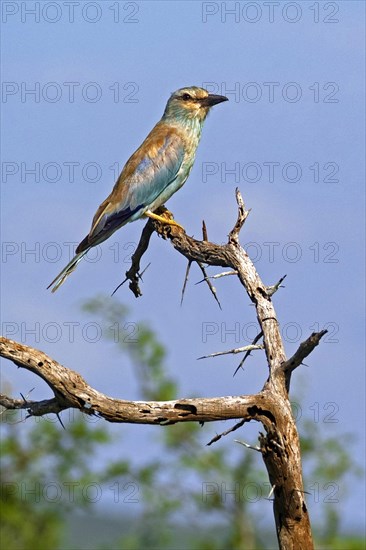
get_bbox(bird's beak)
[200,94,229,107]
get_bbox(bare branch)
[114,219,156,297]
[0,337,262,425]
[281,330,328,375]
[228,188,251,244]
[0,395,68,417]
[123,198,288,382]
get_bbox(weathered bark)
[0,190,326,549]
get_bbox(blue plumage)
[48,86,228,292]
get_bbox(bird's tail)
[47,248,90,293]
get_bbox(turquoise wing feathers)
[48,130,186,292]
[87,130,186,243]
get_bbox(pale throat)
[178,111,206,138]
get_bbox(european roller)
[48,86,228,292]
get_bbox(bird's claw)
[144,209,184,231]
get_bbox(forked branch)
[1,189,327,550]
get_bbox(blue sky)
[1,0,365,535]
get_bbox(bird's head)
[163,86,228,124]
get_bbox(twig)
[207,419,246,446]
[112,262,151,297]
[0,394,68,417]
[266,275,287,297]
[228,188,250,244]
[198,344,263,360]
[281,330,328,375]
[114,220,155,297]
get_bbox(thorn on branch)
[202,220,208,242]
[266,484,276,500]
[197,262,222,310]
[180,260,192,305]
[234,438,261,452]
[20,387,35,403]
[233,331,264,376]
[56,412,66,430]
[181,260,222,309]
[195,270,238,284]
[198,344,263,361]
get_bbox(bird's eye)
[182,93,191,101]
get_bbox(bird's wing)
[88,128,185,241]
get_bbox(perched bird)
[48,86,228,292]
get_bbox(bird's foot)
[144,209,184,230]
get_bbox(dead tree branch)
[0,189,328,549]
[282,330,328,374]
[0,336,263,425]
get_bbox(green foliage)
[0,408,129,550]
